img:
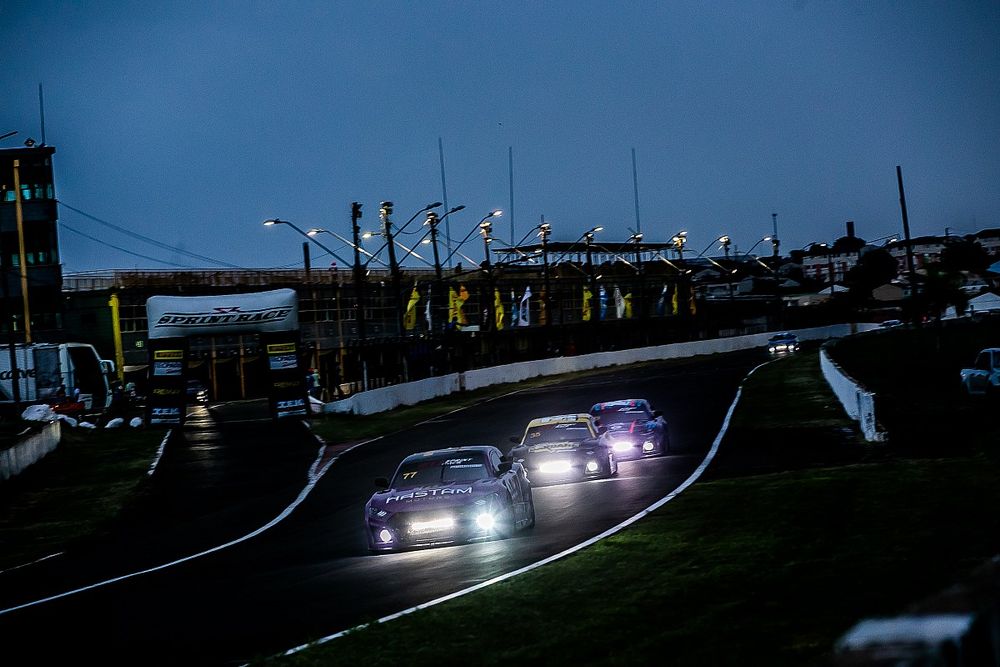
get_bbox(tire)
[660,432,671,456]
[495,495,516,539]
[606,452,618,478]
[525,493,536,529]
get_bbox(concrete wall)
[820,344,886,442]
[0,420,62,481]
[325,324,875,416]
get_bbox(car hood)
[526,440,590,453]
[368,481,501,512]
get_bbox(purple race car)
[365,445,535,552]
[589,399,669,459]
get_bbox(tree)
[847,248,899,296]
[940,238,991,275]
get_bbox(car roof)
[769,332,797,339]
[526,414,592,428]
[591,399,649,411]
[400,445,496,464]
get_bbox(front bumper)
[366,507,502,551]
[606,436,659,459]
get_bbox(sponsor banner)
[145,337,188,427]
[146,289,298,339]
[261,331,309,420]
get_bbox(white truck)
[959,348,1000,397]
[0,342,113,411]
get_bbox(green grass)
[264,337,1000,666]
[0,423,164,571]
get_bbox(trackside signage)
[145,289,298,339]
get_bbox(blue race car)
[365,445,534,552]
[589,398,669,459]
[508,414,618,484]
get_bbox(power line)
[60,223,198,268]
[57,201,247,269]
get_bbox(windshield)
[524,422,594,444]
[391,452,490,489]
[593,408,651,425]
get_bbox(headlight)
[642,440,655,452]
[539,460,571,474]
[475,513,496,530]
[612,441,633,453]
[409,517,454,532]
[585,460,599,473]
[368,506,388,518]
[378,528,393,544]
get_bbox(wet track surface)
[0,350,764,664]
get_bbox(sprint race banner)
[145,337,188,426]
[146,289,298,339]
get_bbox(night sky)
[3,1,998,272]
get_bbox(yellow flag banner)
[494,289,505,330]
[624,292,633,319]
[671,287,679,315]
[582,286,593,322]
[404,285,420,330]
[449,285,469,325]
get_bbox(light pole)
[585,226,603,331]
[480,217,496,332]
[629,231,645,322]
[540,221,552,327]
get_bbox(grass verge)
[264,343,1000,665]
[0,422,164,571]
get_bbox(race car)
[767,332,800,354]
[589,398,669,459]
[365,445,534,552]
[508,413,617,484]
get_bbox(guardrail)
[324,323,878,416]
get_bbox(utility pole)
[481,218,495,332]
[0,186,21,407]
[12,160,31,342]
[896,166,917,295]
[771,213,780,260]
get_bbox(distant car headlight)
[475,513,496,530]
[585,460,599,473]
[378,529,393,544]
[612,441,633,453]
[769,346,776,352]
[539,460,571,474]
[642,440,655,452]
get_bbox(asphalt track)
[0,349,764,665]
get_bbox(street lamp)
[671,231,688,260]
[442,209,502,267]
[745,236,773,257]
[306,228,387,267]
[263,218,350,266]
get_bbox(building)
[0,143,63,340]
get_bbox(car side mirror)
[509,436,521,444]
[374,477,389,491]
[498,461,513,474]
[653,410,663,418]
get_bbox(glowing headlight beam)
[539,460,571,474]
[409,517,455,533]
